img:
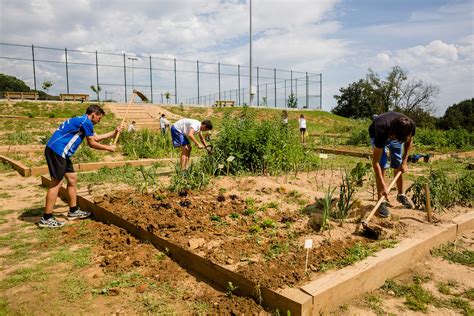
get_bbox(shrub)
[120,129,174,159]
[415,128,473,151]
[168,163,210,193]
[406,169,472,210]
[346,123,371,146]
[201,108,319,175]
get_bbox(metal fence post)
[196,60,200,105]
[174,58,177,104]
[123,53,127,101]
[65,48,69,93]
[265,83,268,107]
[95,51,100,101]
[237,64,241,106]
[284,79,287,108]
[320,73,323,109]
[149,56,153,103]
[295,78,298,108]
[218,62,221,101]
[31,45,37,91]
[274,68,277,107]
[256,66,259,106]
[306,72,308,109]
[290,70,293,94]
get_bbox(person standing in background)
[299,114,307,143]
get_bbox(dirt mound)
[96,189,376,289]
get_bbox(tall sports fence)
[0,43,322,108]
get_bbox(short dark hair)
[201,119,213,130]
[390,116,415,142]
[86,104,105,116]
[161,114,165,117]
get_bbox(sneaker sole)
[38,223,65,228]
[67,215,91,221]
[377,212,390,218]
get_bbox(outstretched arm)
[399,136,413,173]
[94,126,122,142]
[188,128,204,149]
[86,136,116,152]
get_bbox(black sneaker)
[38,216,66,228]
[397,194,413,209]
[377,202,390,218]
[67,208,91,220]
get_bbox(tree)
[0,73,31,97]
[287,92,297,108]
[438,99,473,132]
[164,91,171,104]
[332,79,376,118]
[90,85,101,101]
[262,96,267,106]
[42,81,53,100]
[332,66,439,124]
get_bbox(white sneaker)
[67,209,91,220]
[38,216,66,228]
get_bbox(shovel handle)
[113,91,136,145]
[363,171,402,225]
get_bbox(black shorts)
[45,146,74,180]
[300,128,306,132]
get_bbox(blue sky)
[0,0,472,114]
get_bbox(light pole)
[249,0,253,106]
[128,56,138,90]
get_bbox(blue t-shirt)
[47,114,94,158]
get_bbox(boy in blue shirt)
[40,105,122,228]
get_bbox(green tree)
[287,92,297,108]
[164,91,171,104]
[332,79,376,118]
[0,73,31,97]
[438,98,473,132]
[42,80,53,100]
[90,85,101,101]
[332,66,439,125]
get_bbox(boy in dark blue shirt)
[40,105,122,228]
[369,112,416,217]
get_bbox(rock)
[217,195,226,202]
[188,237,206,250]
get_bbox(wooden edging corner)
[300,212,474,314]
[41,176,313,315]
[40,175,473,315]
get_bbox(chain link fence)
[0,43,322,108]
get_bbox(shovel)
[361,171,402,239]
[113,90,149,145]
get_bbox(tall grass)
[119,130,174,159]
[201,108,319,175]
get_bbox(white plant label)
[319,153,328,159]
[304,239,313,249]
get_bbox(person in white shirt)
[159,114,170,134]
[171,118,213,169]
[127,121,136,132]
[299,114,307,143]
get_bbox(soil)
[94,169,472,291]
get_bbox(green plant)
[431,242,473,266]
[260,219,276,229]
[320,186,336,232]
[206,108,320,175]
[406,169,470,211]
[334,170,357,220]
[350,162,371,186]
[169,163,210,193]
[120,129,174,159]
[226,282,238,297]
[229,212,239,219]
[242,208,256,216]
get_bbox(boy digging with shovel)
[39,105,123,228]
[369,111,416,218]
